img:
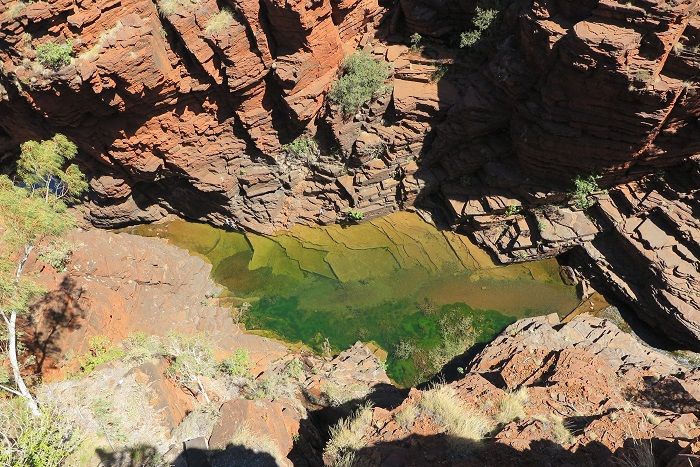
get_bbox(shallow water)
[126,212,579,386]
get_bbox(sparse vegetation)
[322,381,371,407]
[285,358,305,380]
[618,439,655,467]
[346,209,364,221]
[7,1,26,18]
[536,414,574,444]
[122,331,163,363]
[38,239,73,271]
[419,384,492,451]
[504,204,521,216]
[496,387,528,424]
[228,425,286,465]
[0,400,83,466]
[394,403,418,430]
[324,402,374,466]
[409,32,422,51]
[460,7,499,49]
[76,335,125,375]
[570,174,604,210]
[205,8,234,36]
[394,339,416,360]
[156,0,200,16]
[282,135,320,162]
[35,40,74,70]
[81,22,123,61]
[427,313,476,372]
[220,349,251,378]
[431,63,449,82]
[163,332,217,402]
[329,51,390,116]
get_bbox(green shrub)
[570,174,604,210]
[504,204,521,216]
[0,400,83,467]
[282,136,320,161]
[285,358,305,380]
[220,349,251,378]
[76,335,124,375]
[346,209,364,221]
[460,7,499,49]
[329,51,390,116]
[35,40,73,70]
[205,8,234,35]
[409,32,422,51]
[38,239,72,271]
[123,332,163,363]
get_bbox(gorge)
[0,0,700,465]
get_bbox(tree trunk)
[1,244,41,416]
[195,377,210,404]
[7,310,40,416]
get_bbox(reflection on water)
[126,212,579,386]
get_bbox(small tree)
[35,40,73,70]
[0,134,86,416]
[163,333,217,403]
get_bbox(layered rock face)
[349,314,700,466]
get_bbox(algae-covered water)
[127,212,579,386]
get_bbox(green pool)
[126,212,579,386]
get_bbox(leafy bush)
[570,174,603,210]
[504,204,521,216]
[282,136,320,161]
[164,333,216,383]
[409,32,422,51]
[38,239,72,271]
[324,402,373,466]
[205,8,234,35]
[394,339,416,360]
[123,332,163,363]
[346,209,364,221]
[35,40,73,70]
[76,335,124,375]
[329,51,390,116]
[0,400,83,467]
[285,358,304,380]
[460,7,499,49]
[220,349,251,378]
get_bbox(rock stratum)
[0,0,699,346]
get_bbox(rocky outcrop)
[349,314,700,466]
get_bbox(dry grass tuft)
[205,8,234,35]
[418,384,492,450]
[156,0,199,16]
[618,439,655,467]
[394,403,418,430]
[496,387,528,424]
[324,402,374,466]
[228,424,286,465]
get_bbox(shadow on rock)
[23,276,86,375]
